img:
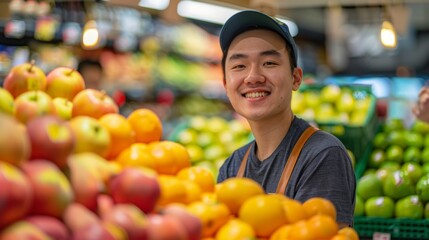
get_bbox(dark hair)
[77,59,103,73]
[221,30,296,81]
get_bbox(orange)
[99,113,135,160]
[115,143,156,170]
[177,166,215,193]
[215,218,256,240]
[303,197,337,220]
[182,179,203,204]
[215,177,264,215]
[148,141,191,175]
[337,227,359,240]
[157,175,187,206]
[269,224,293,240]
[306,214,339,239]
[187,201,231,238]
[282,198,307,224]
[201,192,218,204]
[331,235,348,240]
[288,220,315,240]
[238,194,287,238]
[127,108,163,144]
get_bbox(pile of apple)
[0,61,209,240]
[169,115,253,178]
[292,84,373,126]
[355,118,429,220]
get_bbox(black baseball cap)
[219,10,298,67]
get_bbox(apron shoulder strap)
[276,126,319,194]
[236,125,319,195]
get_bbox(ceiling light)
[380,20,397,48]
[139,0,170,10]
[177,0,298,36]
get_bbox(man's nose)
[244,65,265,84]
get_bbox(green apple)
[411,120,429,135]
[354,96,372,112]
[195,132,214,148]
[349,110,367,126]
[364,196,395,218]
[320,84,341,103]
[385,145,404,164]
[0,87,14,115]
[205,116,228,133]
[387,130,407,148]
[69,116,111,158]
[291,91,306,113]
[403,146,421,163]
[376,167,396,184]
[416,174,429,202]
[368,149,386,168]
[347,149,355,168]
[303,91,321,109]
[186,144,204,163]
[383,118,405,133]
[357,173,383,201]
[395,195,424,219]
[373,132,388,149]
[424,135,429,147]
[188,115,207,131]
[383,170,415,200]
[380,161,401,171]
[53,97,73,120]
[401,162,423,185]
[177,128,198,145]
[422,147,429,164]
[422,163,429,175]
[203,144,225,162]
[336,92,355,113]
[405,132,423,148]
[354,195,365,217]
[45,67,85,101]
[14,90,56,124]
[315,103,336,123]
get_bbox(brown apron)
[236,126,319,194]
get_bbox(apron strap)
[236,126,319,194]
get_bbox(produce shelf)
[354,217,429,240]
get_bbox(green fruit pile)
[169,115,253,178]
[292,84,374,126]
[355,118,429,219]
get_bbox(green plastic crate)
[354,217,429,239]
[299,84,380,162]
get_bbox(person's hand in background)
[413,86,429,122]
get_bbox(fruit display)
[293,83,378,161]
[168,115,253,178]
[354,118,429,238]
[0,62,360,239]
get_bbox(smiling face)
[223,29,303,122]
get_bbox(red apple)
[67,152,115,211]
[26,115,76,169]
[108,168,161,214]
[0,87,14,115]
[63,202,100,233]
[45,67,85,101]
[102,203,149,240]
[25,215,70,240]
[146,214,188,240]
[69,116,111,157]
[161,204,202,240]
[0,221,51,240]
[14,90,56,124]
[72,223,116,240]
[0,113,31,167]
[53,97,73,120]
[0,161,33,228]
[72,89,119,119]
[2,61,47,98]
[21,160,74,217]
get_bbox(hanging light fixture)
[380,5,397,48]
[82,20,99,49]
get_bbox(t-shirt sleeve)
[293,145,356,226]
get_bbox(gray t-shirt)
[217,117,356,226]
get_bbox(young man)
[217,10,356,227]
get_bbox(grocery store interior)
[1,0,429,239]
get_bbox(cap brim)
[219,10,297,66]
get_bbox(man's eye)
[232,65,245,70]
[264,62,277,66]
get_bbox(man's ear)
[292,67,303,91]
